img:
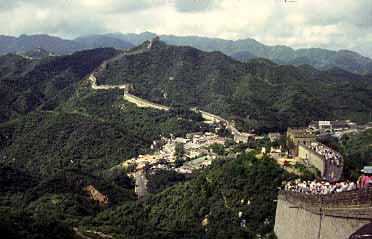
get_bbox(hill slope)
[90,153,289,239]
[111,32,372,74]
[0,48,120,123]
[97,40,372,132]
[2,32,371,74]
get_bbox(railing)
[278,189,372,219]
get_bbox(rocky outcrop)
[84,185,109,205]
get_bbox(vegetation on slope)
[340,129,372,180]
[87,153,291,239]
[97,41,372,132]
[0,48,120,123]
[320,129,372,180]
[0,41,370,239]
[0,86,207,178]
[111,32,372,74]
[0,47,215,238]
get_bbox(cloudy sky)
[0,0,371,56]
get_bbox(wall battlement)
[275,190,372,239]
[298,143,343,182]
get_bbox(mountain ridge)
[108,32,372,75]
[1,32,371,74]
[0,34,133,56]
[94,39,372,132]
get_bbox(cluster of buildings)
[127,118,370,196]
[271,119,371,181]
[124,132,227,175]
[126,131,228,198]
[308,120,371,138]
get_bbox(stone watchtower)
[124,84,134,94]
[287,127,316,156]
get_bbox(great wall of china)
[87,37,242,137]
[89,74,240,136]
[87,37,245,199]
[87,38,372,238]
[275,189,372,239]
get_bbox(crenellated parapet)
[275,189,372,239]
[278,189,372,219]
[299,142,344,182]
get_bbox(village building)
[308,120,357,134]
[268,132,281,142]
[234,132,256,143]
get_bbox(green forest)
[0,42,371,238]
[98,40,372,132]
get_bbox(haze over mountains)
[1,32,372,75]
[0,34,133,56]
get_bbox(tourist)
[284,179,358,195]
[361,173,372,188]
[347,181,357,191]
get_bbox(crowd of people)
[284,179,357,195]
[309,142,342,167]
[285,166,372,195]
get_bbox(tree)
[272,139,280,149]
[210,143,225,156]
[175,158,185,168]
[175,143,185,160]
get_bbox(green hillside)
[87,153,291,239]
[0,41,371,238]
[98,40,372,132]
[0,47,211,238]
[0,48,120,123]
[110,32,372,74]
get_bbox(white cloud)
[0,0,371,57]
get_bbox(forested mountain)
[89,153,291,239]
[0,48,120,123]
[21,48,54,59]
[97,39,372,132]
[108,32,372,75]
[0,34,133,56]
[0,38,371,238]
[74,35,133,50]
[2,32,372,74]
[322,129,372,180]
[0,45,210,238]
[230,51,257,63]
[0,46,207,176]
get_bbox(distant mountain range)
[0,34,133,56]
[108,32,372,75]
[1,32,372,74]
